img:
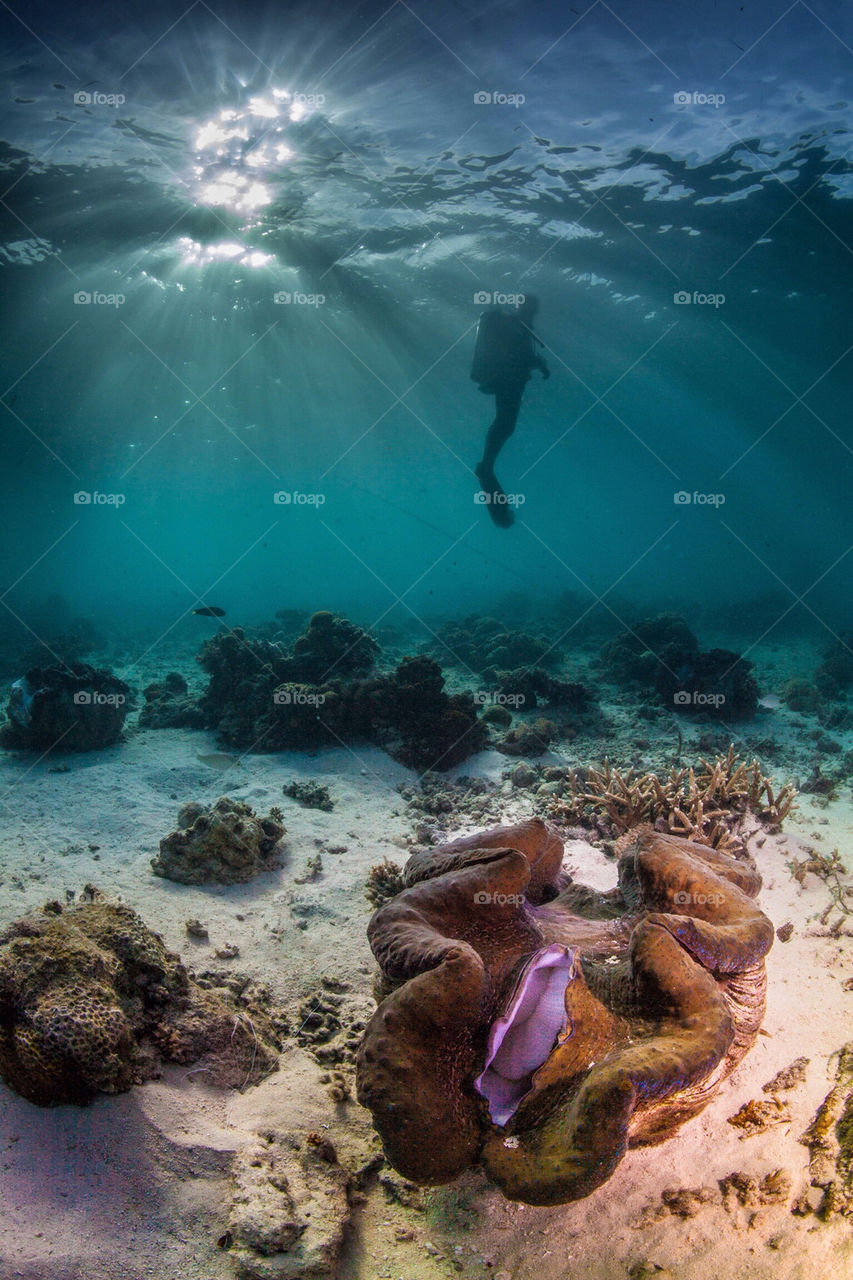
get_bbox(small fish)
[758,694,781,710]
[197,752,240,769]
[192,605,226,617]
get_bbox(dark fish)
[192,605,226,617]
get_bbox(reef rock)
[229,1132,352,1279]
[656,648,759,719]
[2,661,131,751]
[365,655,488,771]
[138,671,204,729]
[0,894,282,1106]
[357,817,773,1205]
[152,797,286,885]
[496,716,557,756]
[601,613,698,684]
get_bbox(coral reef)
[152,797,286,885]
[656,648,759,719]
[547,747,796,854]
[290,609,379,682]
[2,661,131,751]
[197,620,486,770]
[431,615,558,675]
[356,817,773,1205]
[138,671,204,729]
[601,613,698,683]
[0,894,282,1106]
[492,666,593,712]
[366,656,488,770]
[600,616,759,718]
[782,677,823,713]
[815,634,853,698]
[282,780,334,811]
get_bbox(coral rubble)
[800,1042,853,1219]
[229,1131,352,1280]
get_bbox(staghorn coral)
[787,847,852,933]
[548,746,796,854]
[152,797,286,885]
[356,817,773,1206]
[0,895,282,1106]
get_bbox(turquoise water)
[1,0,851,644]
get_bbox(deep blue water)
[0,0,851,647]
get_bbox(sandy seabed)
[0,724,851,1280]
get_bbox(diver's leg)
[479,386,523,472]
[476,385,523,529]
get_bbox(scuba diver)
[471,294,550,528]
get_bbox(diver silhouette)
[471,294,550,528]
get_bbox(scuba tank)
[471,308,536,392]
[471,309,511,393]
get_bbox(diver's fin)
[475,464,515,529]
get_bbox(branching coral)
[548,747,796,854]
[787,847,852,934]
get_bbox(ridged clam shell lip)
[475,944,577,1126]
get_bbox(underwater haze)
[1,0,851,645]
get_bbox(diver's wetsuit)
[474,309,548,525]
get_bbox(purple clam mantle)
[474,943,577,1126]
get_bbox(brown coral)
[356,817,773,1206]
[0,895,282,1106]
[152,796,286,885]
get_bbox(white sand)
[0,727,851,1279]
